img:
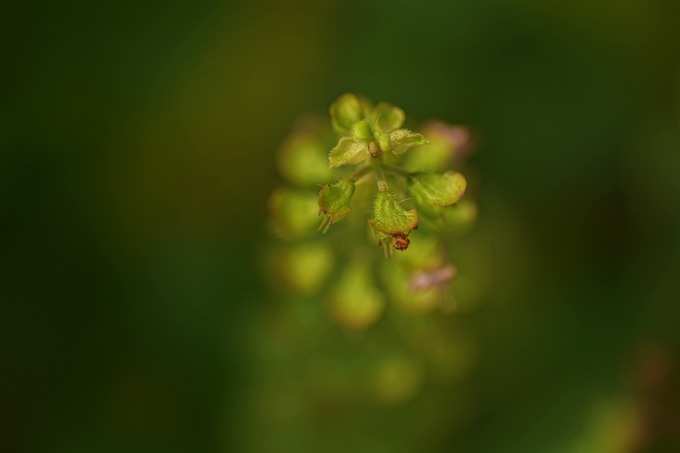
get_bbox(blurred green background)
[4,1,680,452]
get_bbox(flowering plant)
[269,94,477,329]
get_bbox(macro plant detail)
[269,94,478,329]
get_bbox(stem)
[349,164,372,183]
[371,160,388,192]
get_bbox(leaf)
[330,93,364,134]
[371,190,418,235]
[328,137,369,168]
[370,102,405,134]
[389,129,428,155]
[408,171,467,208]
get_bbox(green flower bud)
[328,136,369,168]
[375,131,391,153]
[318,179,355,233]
[328,260,384,330]
[369,189,418,255]
[442,199,478,232]
[269,188,319,239]
[369,102,405,134]
[388,129,428,155]
[278,132,332,187]
[402,122,470,173]
[329,93,365,134]
[272,243,333,295]
[350,119,373,141]
[371,190,418,235]
[408,172,467,214]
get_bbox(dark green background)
[4,1,680,452]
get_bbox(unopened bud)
[318,179,355,233]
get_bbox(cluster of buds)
[268,94,477,329]
[320,94,471,255]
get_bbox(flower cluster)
[321,94,472,255]
[268,95,477,329]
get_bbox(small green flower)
[329,93,371,135]
[328,259,384,330]
[408,171,467,217]
[389,129,428,155]
[443,199,478,232]
[370,102,405,135]
[328,136,370,168]
[369,188,418,255]
[278,129,333,186]
[368,102,427,155]
[402,122,471,173]
[269,188,319,239]
[318,178,356,233]
[271,243,334,295]
[350,119,373,141]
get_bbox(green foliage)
[268,93,478,329]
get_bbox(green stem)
[371,160,388,192]
[349,164,372,183]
